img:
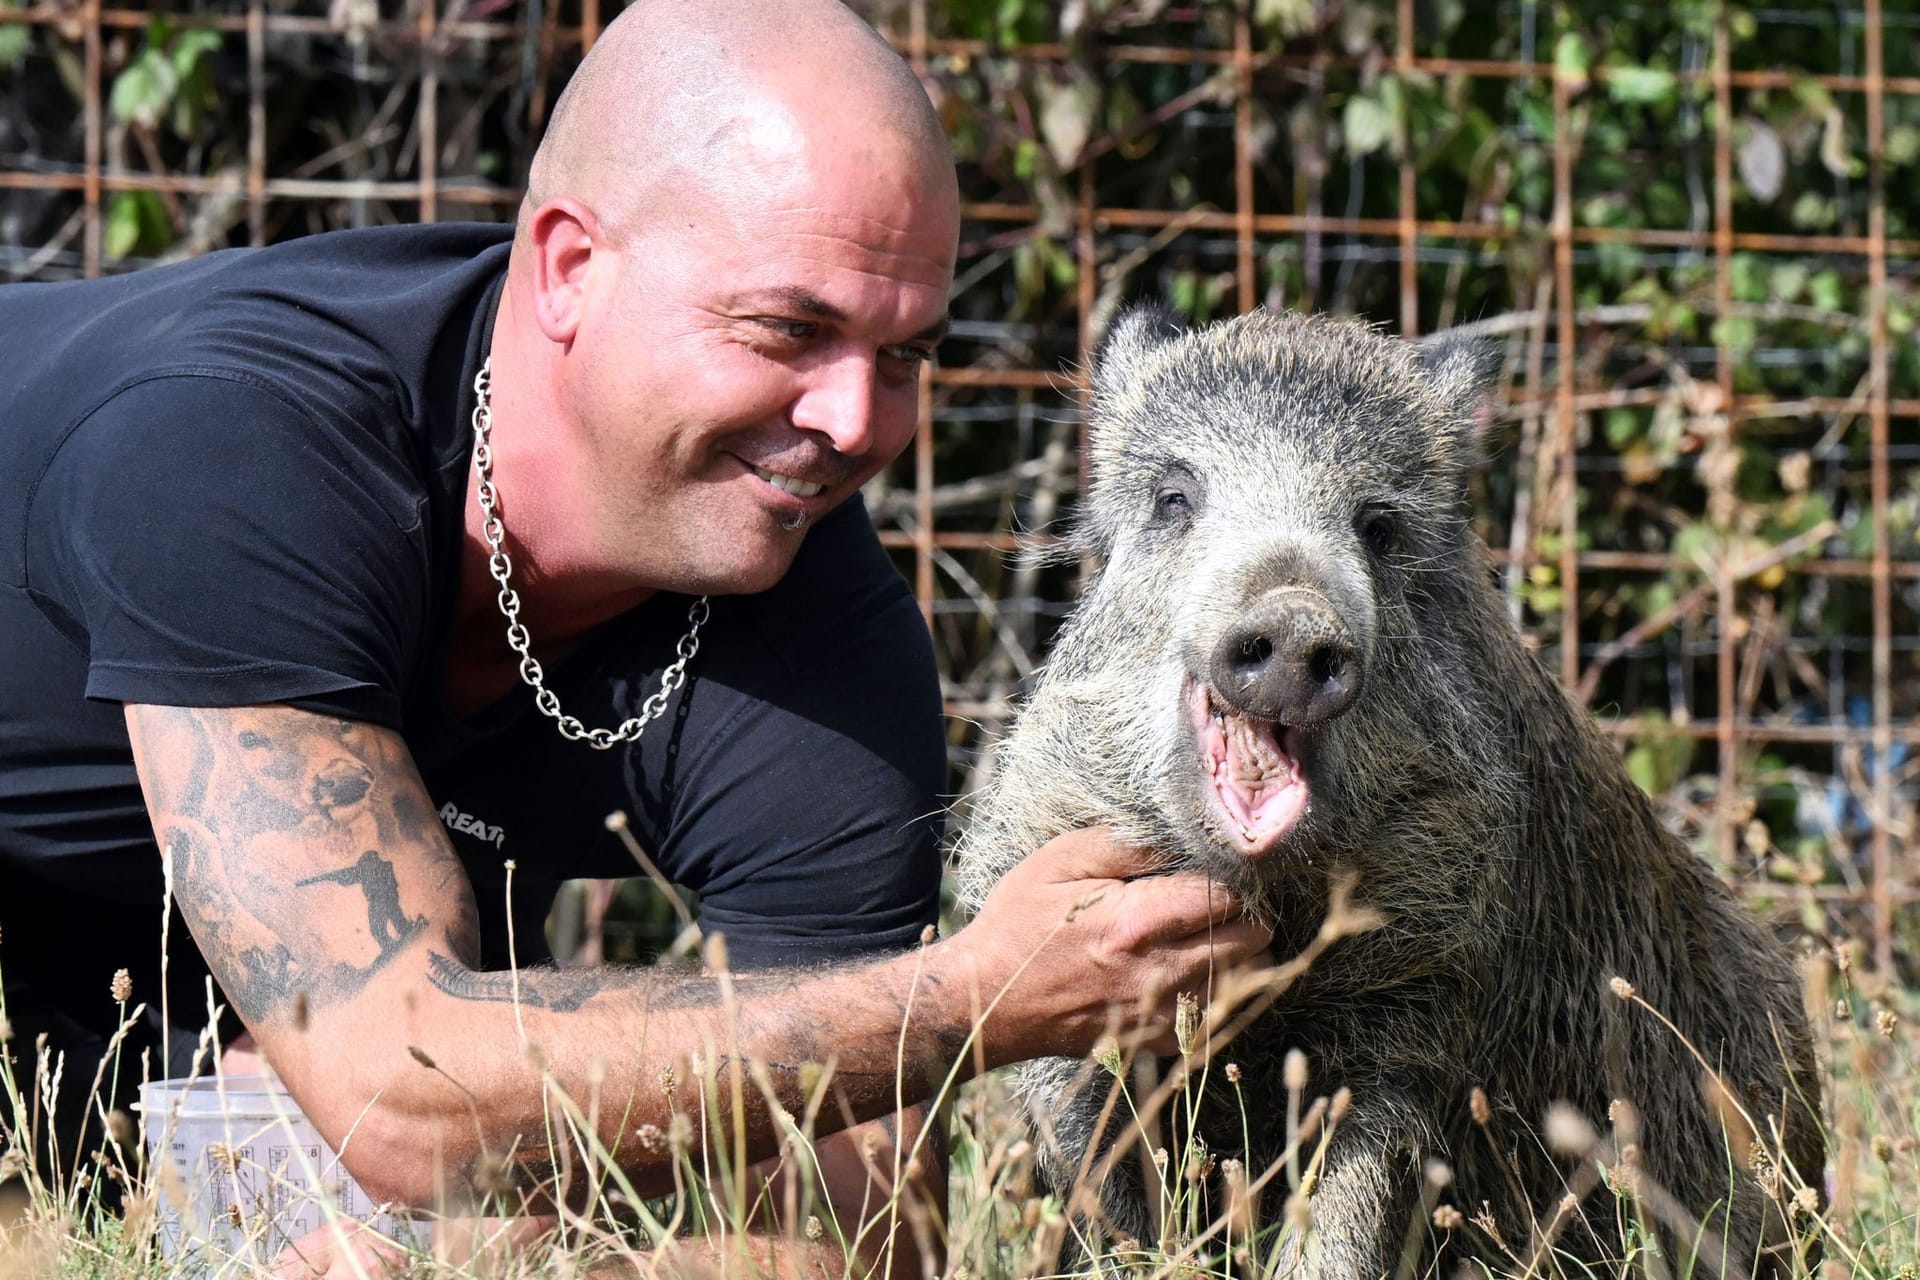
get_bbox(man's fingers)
[1121,873,1261,946]
[1025,826,1164,885]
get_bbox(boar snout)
[1209,587,1362,726]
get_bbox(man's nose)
[790,353,878,457]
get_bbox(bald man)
[0,0,1268,1271]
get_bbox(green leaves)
[1604,65,1676,107]
[0,0,28,73]
[108,20,221,138]
[103,190,171,262]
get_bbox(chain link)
[471,358,709,750]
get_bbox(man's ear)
[524,198,605,345]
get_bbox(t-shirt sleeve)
[25,372,428,725]
[637,509,946,971]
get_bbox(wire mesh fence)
[4,0,1914,971]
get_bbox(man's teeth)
[753,467,825,498]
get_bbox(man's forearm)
[329,938,981,1207]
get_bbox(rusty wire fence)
[2,0,1916,972]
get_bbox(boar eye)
[1150,464,1201,526]
[1359,507,1397,557]
[1152,486,1195,523]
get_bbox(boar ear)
[1093,303,1186,398]
[1413,328,1498,464]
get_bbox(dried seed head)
[1284,1193,1312,1233]
[408,1045,438,1071]
[1872,1134,1894,1162]
[804,1215,824,1241]
[1220,1159,1254,1237]
[1791,1185,1819,1217]
[0,1015,11,1044]
[1610,1098,1642,1142]
[1224,1061,1242,1085]
[1424,1159,1453,1189]
[604,810,629,831]
[1545,1104,1597,1156]
[1431,1205,1464,1230]
[1469,1087,1491,1127]
[704,932,730,973]
[1174,991,1200,1056]
[1152,1147,1170,1172]
[776,1061,813,1102]
[1833,940,1852,973]
[1329,1087,1353,1124]
[1093,1037,1124,1078]
[919,923,937,945]
[106,1110,137,1149]
[110,969,132,1004]
[659,1065,677,1095]
[667,1113,693,1152]
[635,1124,665,1154]
[470,1152,514,1196]
[1877,1008,1899,1038]
[1608,977,1635,1001]
[1283,1049,1308,1091]
[1837,999,1852,1022]
[1604,1162,1641,1197]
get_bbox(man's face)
[560,121,957,597]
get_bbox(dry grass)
[2,900,1917,1280]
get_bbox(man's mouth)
[1186,678,1310,857]
[751,465,827,498]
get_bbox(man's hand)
[946,828,1272,1061]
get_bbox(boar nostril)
[1238,636,1275,672]
[1309,646,1345,688]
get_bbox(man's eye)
[758,319,815,341]
[883,344,936,367]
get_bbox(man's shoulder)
[0,222,510,433]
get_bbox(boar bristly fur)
[956,308,1823,1278]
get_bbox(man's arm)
[128,701,1267,1215]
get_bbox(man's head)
[498,0,958,597]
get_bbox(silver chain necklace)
[470,358,709,750]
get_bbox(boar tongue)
[1203,701,1310,853]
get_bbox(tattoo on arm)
[424,950,610,1013]
[129,704,478,1029]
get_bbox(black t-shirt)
[0,223,946,1046]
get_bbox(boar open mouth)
[1186,678,1310,856]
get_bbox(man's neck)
[446,307,654,709]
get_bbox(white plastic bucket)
[137,1074,427,1275]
